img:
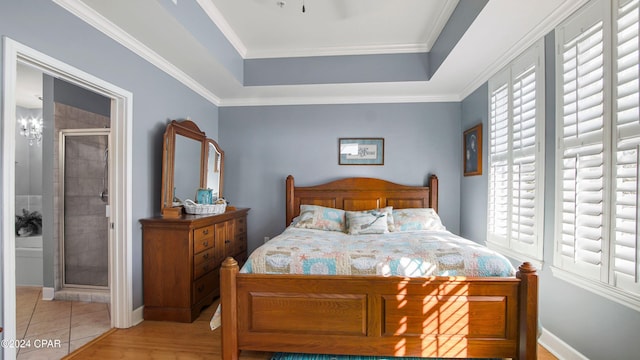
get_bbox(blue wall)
[1,0,219,312]
[245,52,430,85]
[459,83,488,243]
[52,78,111,118]
[219,103,462,252]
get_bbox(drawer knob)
[225,240,231,244]
[203,253,209,259]
[203,241,209,247]
[198,284,205,292]
[202,229,209,235]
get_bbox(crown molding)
[52,0,222,106]
[219,93,460,107]
[245,43,430,60]
[459,0,589,100]
[196,0,248,58]
[424,0,459,51]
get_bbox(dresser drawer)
[236,217,247,235]
[194,247,214,267]
[193,269,219,305]
[193,258,216,279]
[194,225,214,253]
[235,233,247,254]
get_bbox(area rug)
[270,353,499,360]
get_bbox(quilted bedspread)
[211,227,515,330]
[241,227,515,277]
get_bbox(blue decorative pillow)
[295,205,345,232]
[345,210,389,235]
[392,208,446,231]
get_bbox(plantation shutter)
[613,0,640,293]
[511,65,539,252]
[488,82,510,246]
[488,43,544,260]
[487,44,544,260]
[557,10,606,279]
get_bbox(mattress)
[242,227,515,278]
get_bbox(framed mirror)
[206,139,224,199]
[160,120,224,217]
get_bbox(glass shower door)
[60,129,110,288]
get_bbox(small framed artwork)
[196,188,213,204]
[463,124,482,176]
[339,138,384,165]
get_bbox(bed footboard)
[221,258,538,360]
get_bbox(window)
[554,0,640,310]
[487,41,545,264]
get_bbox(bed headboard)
[285,175,438,226]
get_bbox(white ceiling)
[36,0,588,106]
[211,0,458,58]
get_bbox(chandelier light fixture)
[18,116,43,146]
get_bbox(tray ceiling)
[47,0,587,106]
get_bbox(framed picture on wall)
[463,124,482,176]
[339,138,384,165]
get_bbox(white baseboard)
[539,327,588,360]
[41,287,54,300]
[132,305,144,326]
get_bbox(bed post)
[516,262,538,360]
[428,175,438,212]
[286,175,295,226]
[221,257,239,360]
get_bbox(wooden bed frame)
[221,175,538,360]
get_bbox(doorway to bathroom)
[3,38,134,359]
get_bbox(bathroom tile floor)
[15,286,111,359]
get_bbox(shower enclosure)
[59,129,110,289]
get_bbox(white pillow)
[392,208,446,231]
[345,210,389,235]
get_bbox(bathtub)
[16,235,43,286]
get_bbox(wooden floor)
[63,300,269,360]
[65,300,558,360]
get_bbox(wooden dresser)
[140,208,249,322]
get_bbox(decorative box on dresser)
[140,207,249,323]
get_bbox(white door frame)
[2,37,133,359]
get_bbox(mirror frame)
[161,119,223,217]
